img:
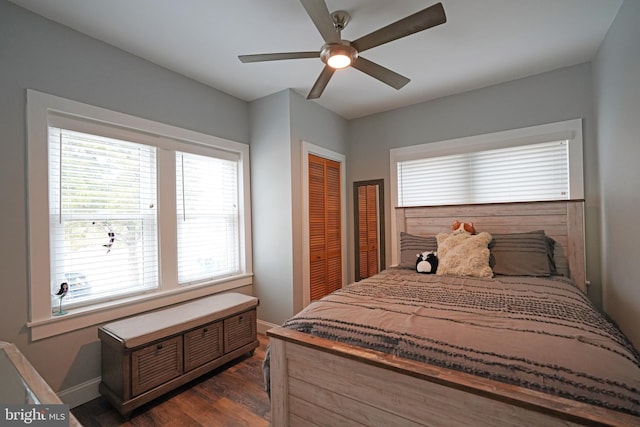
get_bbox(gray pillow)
[400,232,437,268]
[489,231,553,276]
[542,234,558,275]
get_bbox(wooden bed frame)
[267,200,640,426]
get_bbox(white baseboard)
[257,319,279,335]
[58,376,102,409]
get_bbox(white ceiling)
[10,0,622,119]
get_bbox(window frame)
[26,89,253,340]
[389,118,583,266]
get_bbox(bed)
[266,200,640,426]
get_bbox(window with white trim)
[27,90,252,339]
[391,119,584,208]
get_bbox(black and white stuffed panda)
[416,251,438,274]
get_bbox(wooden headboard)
[394,200,587,293]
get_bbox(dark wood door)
[354,180,384,282]
[358,185,379,279]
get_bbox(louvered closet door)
[358,185,379,279]
[309,154,342,301]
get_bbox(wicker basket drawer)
[131,336,183,396]
[223,309,256,353]
[184,321,223,372]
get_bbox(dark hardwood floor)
[72,334,271,426]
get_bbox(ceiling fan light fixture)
[321,43,357,69]
[327,53,351,69]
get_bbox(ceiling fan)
[238,1,447,100]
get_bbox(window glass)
[48,127,158,308]
[176,152,239,284]
[397,140,569,206]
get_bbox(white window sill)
[27,274,253,341]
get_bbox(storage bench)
[98,292,259,416]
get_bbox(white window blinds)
[176,151,240,285]
[48,127,158,307]
[397,140,569,207]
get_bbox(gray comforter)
[266,268,640,416]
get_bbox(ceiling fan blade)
[299,0,340,43]
[307,66,335,99]
[351,2,446,53]
[351,57,410,90]
[238,51,320,63]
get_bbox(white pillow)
[436,232,493,278]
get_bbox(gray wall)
[250,89,348,325]
[347,63,603,308]
[249,90,295,325]
[592,0,640,347]
[0,0,249,395]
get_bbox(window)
[391,119,583,208]
[49,126,158,306]
[176,151,240,284]
[397,140,569,206]
[27,90,252,339]
[389,119,583,266]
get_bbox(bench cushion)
[102,293,258,349]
